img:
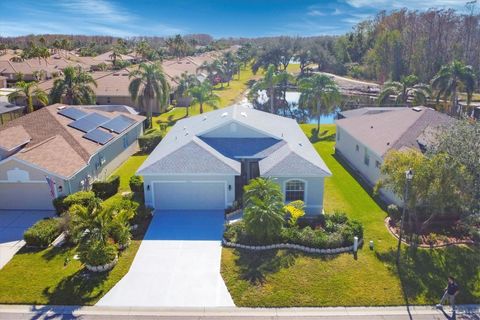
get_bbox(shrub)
[328,211,348,224]
[79,240,117,266]
[387,204,401,221]
[129,175,143,193]
[348,220,364,239]
[426,233,438,246]
[24,218,61,247]
[326,232,344,248]
[52,196,68,215]
[224,221,246,243]
[138,130,163,153]
[284,200,305,226]
[64,191,96,209]
[91,175,120,200]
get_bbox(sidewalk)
[0,304,479,319]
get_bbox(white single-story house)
[0,104,145,210]
[137,104,332,214]
[335,106,454,205]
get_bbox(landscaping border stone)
[85,256,118,273]
[222,238,363,255]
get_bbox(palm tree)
[188,81,219,114]
[198,59,228,88]
[129,63,170,128]
[243,178,285,243]
[298,74,340,135]
[378,75,431,106]
[8,81,48,113]
[250,64,294,114]
[431,60,476,116]
[50,66,97,105]
[174,71,200,116]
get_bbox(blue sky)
[0,0,469,38]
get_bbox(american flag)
[45,176,56,199]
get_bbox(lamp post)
[396,169,413,265]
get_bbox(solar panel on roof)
[101,115,136,133]
[58,107,87,120]
[68,112,111,133]
[83,128,114,145]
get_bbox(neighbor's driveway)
[97,210,234,307]
[0,210,54,269]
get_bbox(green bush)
[387,204,401,221]
[64,191,96,209]
[24,218,61,247]
[129,175,143,193]
[328,211,348,224]
[52,196,68,215]
[138,130,163,153]
[91,175,120,200]
[348,220,364,239]
[79,240,117,266]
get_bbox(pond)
[254,90,377,124]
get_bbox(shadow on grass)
[375,245,480,305]
[41,245,74,262]
[309,129,336,143]
[42,268,110,305]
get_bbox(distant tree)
[188,81,219,114]
[250,64,294,114]
[129,63,170,128]
[298,74,340,135]
[431,60,476,116]
[174,71,200,116]
[50,66,97,105]
[243,178,285,243]
[294,48,313,76]
[198,59,228,87]
[237,43,254,68]
[378,75,431,106]
[165,35,189,58]
[8,81,48,113]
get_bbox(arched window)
[285,180,305,202]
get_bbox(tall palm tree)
[378,75,431,106]
[298,74,340,135]
[49,66,97,105]
[431,60,476,116]
[250,64,294,114]
[198,59,228,88]
[129,63,170,128]
[188,81,219,114]
[8,81,48,113]
[174,71,200,116]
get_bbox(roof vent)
[298,142,303,147]
[185,131,189,136]
[57,105,66,110]
[371,125,374,129]
[221,112,228,118]
[412,107,423,112]
[387,142,390,146]
[203,115,207,121]
[183,126,187,130]
[240,112,247,117]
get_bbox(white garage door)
[154,181,226,210]
[0,182,54,210]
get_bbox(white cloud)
[345,0,467,10]
[308,9,326,16]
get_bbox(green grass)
[0,151,150,305]
[221,124,480,307]
[0,217,150,305]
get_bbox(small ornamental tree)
[243,178,285,243]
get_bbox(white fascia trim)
[0,157,67,180]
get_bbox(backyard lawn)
[221,124,480,307]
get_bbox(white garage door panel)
[0,183,54,210]
[154,181,225,210]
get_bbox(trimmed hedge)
[24,218,61,247]
[138,130,163,153]
[91,175,120,200]
[52,196,68,215]
[129,175,143,193]
[53,191,97,215]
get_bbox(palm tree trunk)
[316,101,321,135]
[200,102,204,114]
[452,84,457,116]
[269,86,275,114]
[27,95,33,114]
[148,98,153,129]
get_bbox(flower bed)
[224,212,364,251]
[85,256,118,273]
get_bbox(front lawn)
[0,151,150,305]
[221,124,480,307]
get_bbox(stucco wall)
[142,174,236,209]
[335,126,401,206]
[266,176,325,215]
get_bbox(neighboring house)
[0,102,24,125]
[0,104,145,210]
[137,104,332,214]
[335,106,455,205]
[337,107,408,119]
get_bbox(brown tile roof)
[336,107,455,157]
[0,126,31,150]
[0,104,144,177]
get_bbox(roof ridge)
[19,135,58,152]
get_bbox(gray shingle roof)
[339,107,408,119]
[137,104,331,177]
[336,107,455,157]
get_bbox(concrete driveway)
[0,210,54,269]
[97,210,234,307]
